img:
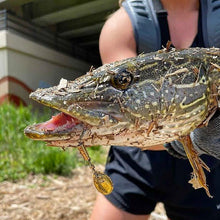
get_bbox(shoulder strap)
[122,0,162,53]
[201,0,220,47]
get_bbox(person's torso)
[122,0,220,53]
[157,2,204,49]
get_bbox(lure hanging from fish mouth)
[77,146,113,195]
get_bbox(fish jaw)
[24,112,179,148]
[24,112,83,141]
[24,112,132,147]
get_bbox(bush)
[0,103,105,181]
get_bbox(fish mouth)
[24,89,127,141]
[24,107,125,141]
[24,112,86,141]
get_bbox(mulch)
[0,165,167,220]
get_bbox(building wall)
[0,30,91,105]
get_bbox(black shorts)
[105,146,220,220]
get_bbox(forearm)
[145,145,166,151]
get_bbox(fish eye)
[111,71,133,90]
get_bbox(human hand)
[164,110,220,159]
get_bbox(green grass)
[0,103,106,182]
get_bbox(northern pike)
[25,47,220,197]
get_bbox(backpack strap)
[122,0,162,53]
[200,0,220,47]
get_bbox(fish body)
[25,47,220,149]
[24,47,220,197]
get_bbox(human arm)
[99,7,136,64]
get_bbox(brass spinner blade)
[77,146,113,195]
